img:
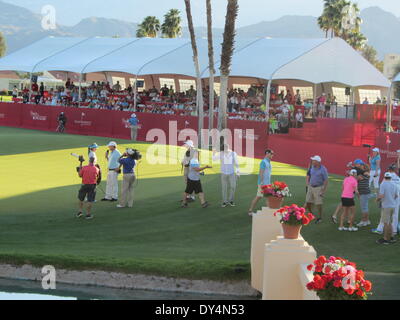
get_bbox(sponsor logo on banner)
[238,130,260,141]
[380,149,397,159]
[74,120,92,126]
[31,111,47,121]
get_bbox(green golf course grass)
[0,126,399,283]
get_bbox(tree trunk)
[218,0,239,134]
[206,0,215,145]
[184,0,204,148]
[218,74,228,131]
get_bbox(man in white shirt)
[102,141,122,202]
[374,165,400,236]
[213,144,240,207]
[295,109,304,128]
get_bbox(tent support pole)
[387,83,394,133]
[78,74,82,108]
[133,74,138,112]
[28,72,32,103]
[265,79,272,121]
[313,83,317,118]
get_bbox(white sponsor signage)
[30,111,47,121]
[74,120,92,126]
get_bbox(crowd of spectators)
[11,80,310,127]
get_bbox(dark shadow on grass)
[0,127,144,156]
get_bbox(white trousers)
[377,204,399,233]
[221,173,237,203]
[369,170,381,189]
[105,170,119,200]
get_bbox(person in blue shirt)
[116,148,137,208]
[248,149,274,216]
[128,113,139,141]
[369,148,381,192]
[305,155,329,224]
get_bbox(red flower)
[333,280,342,288]
[345,288,355,295]
[307,264,313,271]
[323,266,332,274]
[302,216,310,225]
[364,281,372,292]
[356,289,365,297]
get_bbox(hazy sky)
[4,0,400,27]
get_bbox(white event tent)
[386,72,400,130]
[0,36,390,112]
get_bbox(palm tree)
[161,9,182,38]
[318,0,367,50]
[317,15,330,38]
[0,31,6,57]
[184,0,204,148]
[136,16,160,38]
[346,31,366,50]
[218,0,239,132]
[318,0,337,37]
[206,0,216,136]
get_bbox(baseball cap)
[107,141,117,147]
[131,113,136,118]
[384,172,392,178]
[89,143,99,149]
[311,155,322,162]
[372,148,380,152]
[350,169,357,175]
[354,159,364,165]
[184,140,194,148]
[126,148,135,155]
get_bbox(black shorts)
[78,184,97,202]
[341,197,355,207]
[185,179,203,194]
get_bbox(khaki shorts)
[306,186,324,205]
[381,208,395,225]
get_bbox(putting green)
[0,127,399,282]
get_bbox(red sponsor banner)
[1,102,381,175]
[0,103,268,158]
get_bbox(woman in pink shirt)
[339,169,359,232]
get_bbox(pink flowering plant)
[261,181,290,198]
[274,204,315,226]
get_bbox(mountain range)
[0,1,399,59]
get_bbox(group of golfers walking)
[76,132,400,245]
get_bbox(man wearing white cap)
[181,140,196,202]
[372,165,400,236]
[305,155,329,224]
[102,141,121,202]
[369,148,381,192]
[376,172,399,245]
[128,113,139,141]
